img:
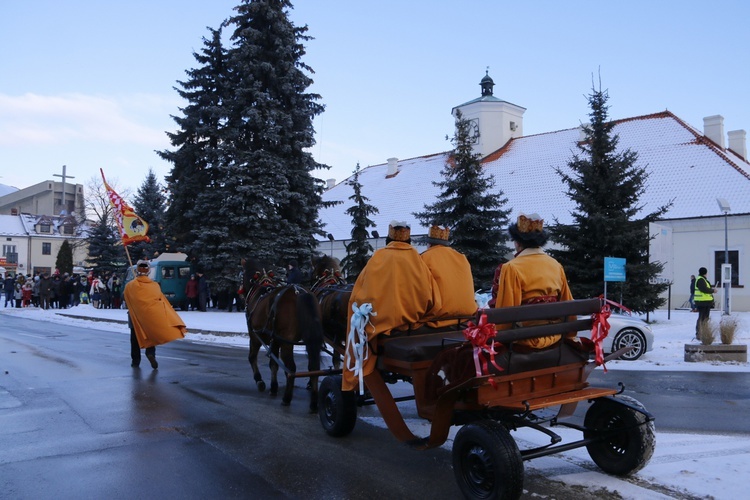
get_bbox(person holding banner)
[124,260,187,368]
[101,169,186,368]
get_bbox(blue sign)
[604,257,626,282]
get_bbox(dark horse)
[311,255,353,369]
[243,257,324,412]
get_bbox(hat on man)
[508,212,549,247]
[387,220,411,243]
[425,225,451,246]
[136,259,151,275]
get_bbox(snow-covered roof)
[0,214,27,237]
[0,183,19,198]
[319,111,750,241]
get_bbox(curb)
[55,313,247,338]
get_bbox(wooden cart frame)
[317,298,655,499]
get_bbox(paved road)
[2,315,746,499]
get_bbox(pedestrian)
[38,273,53,310]
[689,274,696,312]
[90,274,103,309]
[21,280,32,307]
[123,260,187,369]
[196,270,209,312]
[31,275,40,307]
[185,274,198,310]
[3,273,14,307]
[110,274,123,309]
[693,267,716,340]
[14,282,22,308]
[286,260,303,284]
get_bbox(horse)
[310,255,353,369]
[243,257,324,413]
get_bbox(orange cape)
[343,242,441,391]
[124,276,186,348]
[495,248,573,349]
[420,245,477,328]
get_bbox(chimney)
[703,115,726,148]
[728,130,747,160]
[326,178,336,190]
[386,157,399,176]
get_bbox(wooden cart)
[317,298,655,499]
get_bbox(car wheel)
[613,328,647,360]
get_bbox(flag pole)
[100,169,134,269]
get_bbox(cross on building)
[53,165,75,214]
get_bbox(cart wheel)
[584,395,655,475]
[452,420,524,500]
[318,375,357,437]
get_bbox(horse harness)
[246,269,306,346]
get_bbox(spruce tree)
[131,169,168,261]
[160,27,228,257]
[548,80,671,313]
[86,212,124,274]
[161,0,328,295]
[414,109,511,289]
[55,240,74,275]
[340,164,378,281]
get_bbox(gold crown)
[428,225,450,241]
[388,221,411,242]
[517,213,544,233]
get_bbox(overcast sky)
[2,0,748,195]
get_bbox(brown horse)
[311,255,352,369]
[243,258,323,412]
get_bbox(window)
[714,250,740,287]
[2,244,16,257]
[63,225,74,235]
[40,224,51,233]
[42,242,52,255]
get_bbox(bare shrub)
[697,319,716,345]
[719,315,739,344]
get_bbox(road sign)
[604,257,626,282]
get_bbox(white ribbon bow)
[345,302,376,394]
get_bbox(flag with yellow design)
[100,169,150,246]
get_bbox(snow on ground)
[3,304,749,499]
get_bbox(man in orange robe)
[495,213,575,349]
[342,221,441,392]
[420,225,477,328]
[124,260,187,369]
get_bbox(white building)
[317,74,750,311]
[0,213,89,277]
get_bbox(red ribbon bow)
[463,314,504,386]
[590,301,612,371]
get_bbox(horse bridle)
[311,268,346,293]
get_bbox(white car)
[579,312,654,361]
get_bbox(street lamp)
[327,233,334,257]
[716,198,731,315]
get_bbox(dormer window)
[63,225,74,235]
[40,224,51,233]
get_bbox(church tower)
[452,70,526,157]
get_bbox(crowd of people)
[2,269,123,310]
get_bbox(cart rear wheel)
[318,375,357,437]
[584,395,655,475]
[452,420,523,500]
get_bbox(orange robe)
[124,276,187,348]
[342,241,441,391]
[495,248,573,349]
[420,245,477,328]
